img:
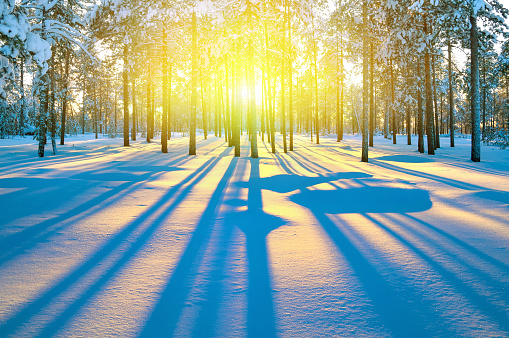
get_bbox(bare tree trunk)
[161,27,168,153]
[49,53,57,155]
[369,42,374,147]
[225,57,231,144]
[432,54,440,148]
[340,45,344,141]
[123,45,129,147]
[248,4,258,158]
[288,4,293,151]
[235,40,241,157]
[390,59,396,144]
[131,76,136,141]
[168,62,172,141]
[448,39,455,147]
[19,59,25,136]
[146,73,151,143]
[417,58,424,153]
[424,19,435,155]
[361,0,368,162]
[313,19,319,145]
[189,12,197,155]
[60,49,70,145]
[482,57,486,140]
[470,14,481,162]
[201,69,207,140]
[406,68,411,145]
[94,84,98,139]
[281,0,288,152]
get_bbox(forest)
[1,0,508,161]
[1,1,509,337]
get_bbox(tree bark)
[448,39,455,147]
[281,0,288,152]
[417,58,424,153]
[189,12,197,155]
[146,73,151,143]
[470,14,481,162]
[123,45,129,147]
[162,28,168,153]
[313,19,319,145]
[390,59,396,144]
[60,49,70,145]
[288,4,293,151]
[424,19,435,154]
[362,0,368,162]
[406,68,411,145]
[432,55,440,148]
[369,43,374,147]
[131,76,136,141]
[248,4,258,158]
[201,70,207,140]
[235,40,241,157]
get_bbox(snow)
[0,133,508,337]
[25,32,51,68]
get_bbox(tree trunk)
[131,76,136,141]
[168,62,172,141]
[162,27,168,153]
[225,57,231,144]
[49,54,57,155]
[123,45,129,147]
[288,5,293,151]
[114,87,117,137]
[424,19,435,155]
[281,0,288,152]
[201,70,207,140]
[432,54,440,148]
[417,59,424,153]
[448,39,454,147]
[470,14,481,162]
[146,73,151,143]
[235,40,242,157]
[313,20,319,145]
[19,59,25,136]
[248,4,258,158]
[482,57,486,140]
[390,59,396,144]
[94,84,98,139]
[369,43,374,147]
[406,68,411,145]
[340,45,344,141]
[60,49,70,145]
[361,0,368,162]
[189,12,197,155]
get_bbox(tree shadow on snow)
[0,145,231,337]
[288,185,435,336]
[140,156,285,337]
[375,154,435,163]
[0,155,188,267]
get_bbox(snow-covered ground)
[0,132,508,337]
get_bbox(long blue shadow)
[225,158,284,338]
[0,153,193,266]
[362,214,509,333]
[31,148,233,337]
[0,150,227,336]
[238,172,372,194]
[190,156,250,337]
[290,186,433,336]
[375,154,435,163]
[290,186,432,214]
[140,154,239,337]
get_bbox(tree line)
[0,0,508,162]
